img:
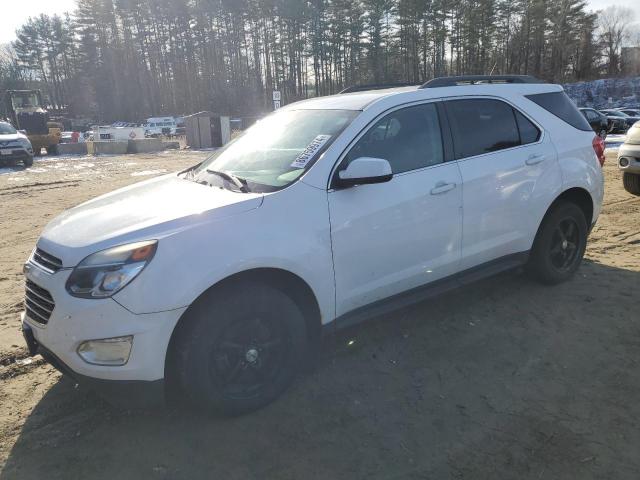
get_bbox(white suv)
[22,76,605,414]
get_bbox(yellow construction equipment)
[4,90,62,155]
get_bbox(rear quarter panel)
[520,97,604,226]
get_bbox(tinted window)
[526,91,592,131]
[514,110,540,144]
[586,110,599,121]
[446,99,520,159]
[344,103,444,174]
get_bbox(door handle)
[525,153,546,166]
[430,182,456,195]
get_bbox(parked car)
[617,108,640,118]
[617,122,640,196]
[59,131,74,144]
[22,76,605,414]
[0,121,34,167]
[579,108,609,137]
[600,109,638,133]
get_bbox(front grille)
[32,248,63,273]
[25,280,55,325]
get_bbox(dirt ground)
[0,149,638,479]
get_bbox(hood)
[0,132,28,143]
[625,124,640,145]
[38,174,263,265]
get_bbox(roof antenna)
[489,62,497,75]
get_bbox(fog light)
[77,336,133,366]
[619,157,630,167]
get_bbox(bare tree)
[598,5,635,75]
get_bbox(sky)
[0,0,639,45]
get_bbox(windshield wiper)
[205,169,250,193]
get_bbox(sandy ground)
[0,149,638,479]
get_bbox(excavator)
[3,90,62,155]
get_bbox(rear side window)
[514,110,540,144]
[445,99,520,159]
[526,91,592,131]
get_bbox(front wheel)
[623,172,640,196]
[527,202,588,285]
[598,128,607,139]
[172,282,307,415]
[23,155,33,167]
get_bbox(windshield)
[0,122,17,134]
[192,109,358,192]
[10,92,40,109]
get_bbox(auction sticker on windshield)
[291,135,332,169]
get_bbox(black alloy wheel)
[210,316,289,401]
[548,217,581,272]
[171,281,307,415]
[528,202,588,285]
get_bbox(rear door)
[444,97,561,270]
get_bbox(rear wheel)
[46,144,59,156]
[623,172,640,196]
[528,202,588,285]
[172,282,307,415]
[598,128,607,139]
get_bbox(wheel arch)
[164,267,322,383]
[533,187,594,248]
[550,187,594,227]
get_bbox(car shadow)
[2,259,639,479]
[0,163,27,174]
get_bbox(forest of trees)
[0,0,638,123]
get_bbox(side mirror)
[335,157,393,188]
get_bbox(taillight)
[592,135,605,167]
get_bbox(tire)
[172,281,307,415]
[527,202,588,285]
[598,128,607,139]
[46,144,59,156]
[623,172,640,196]
[23,155,33,167]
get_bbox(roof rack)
[419,75,543,89]
[339,83,420,94]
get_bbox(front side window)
[446,99,520,159]
[192,109,358,192]
[344,103,444,174]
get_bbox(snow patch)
[131,169,167,177]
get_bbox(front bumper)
[618,143,640,174]
[0,146,32,161]
[22,262,186,406]
[23,322,165,408]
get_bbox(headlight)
[66,240,157,298]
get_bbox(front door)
[328,102,463,316]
